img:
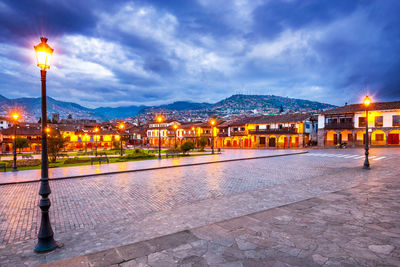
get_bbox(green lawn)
[0,152,212,172]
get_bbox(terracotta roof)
[322,101,400,115]
[250,113,312,124]
[1,127,41,135]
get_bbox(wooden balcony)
[230,131,247,136]
[325,122,354,129]
[249,128,298,134]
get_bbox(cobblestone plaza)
[0,148,399,266]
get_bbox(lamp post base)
[34,239,62,253]
[363,164,370,170]
[12,167,18,172]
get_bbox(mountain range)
[0,94,336,122]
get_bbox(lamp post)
[33,37,59,253]
[156,115,163,159]
[192,127,196,147]
[84,134,88,153]
[11,112,19,172]
[210,119,216,154]
[118,123,125,156]
[173,124,178,152]
[94,127,99,157]
[363,96,371,169]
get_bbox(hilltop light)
[12,112,20,121]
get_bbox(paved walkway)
[0,148,398,266]
[0,149,300,184]
[42,169,400,267]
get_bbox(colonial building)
[215,114,316,149]
[0,117,12,129]
[0,124,42,152]
[318,101,400,147]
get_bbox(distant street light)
[192,126,196,147]
[210,119,216,154]
[118,123,125,156]
[11,112,19,172]
[156,115,163,159]
[173,124,178,152]
[94,127,99,157]
[363,96,371,169]
[33,37,59,253]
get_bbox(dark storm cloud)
[0,0,399,108]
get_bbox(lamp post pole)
[211,127,214,154]
[12,120,18,172]
[158,125,161,159]
[34,37,58,253]
[363,104,370,169]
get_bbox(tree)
[48,132,67,163]
[198,137,208,151]
[279,105,284,113]
[15,137,29,153]
[180,141,194,155]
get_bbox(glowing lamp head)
[45,127,50,133]
[156,115,163,123]
[11,112,19,121]
[34,37,54,70]
[363,96,371,107]
[119,123,125,130]
[191,127,195,131]
[173,124,178,129]
[210,119,216,126]
[94,127,99,133]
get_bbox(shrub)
[180,141,194,154]
[64,157,91,164]
[122,150,155,160]
[198,137,208,150]
[5,159,41,168]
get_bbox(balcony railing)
[249,128,298,134]
[325,122,354,129]
[230,131,247,136]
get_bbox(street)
[0,148,399,266]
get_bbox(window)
[393,115,400,127]
[291,124,295,128]
[375,134,384,141]
[375,116,383,127]
[240,127,245,131]
[306,124,310,129]
[279,124,283,129]
[266,125,270,130]
[358,117,366,127]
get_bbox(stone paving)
[0,149,297,184]
[42,167,400,266]
[0,148,398,266]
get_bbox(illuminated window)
[375,134,384,141]
[393,115,400,127]
[358,117,366,127]
[375,116,383,127]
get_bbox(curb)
[0,151,308,186]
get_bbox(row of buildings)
[1,100,399,152]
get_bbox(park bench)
[57,153,69,158]
[91,153,109,165]
[166,152,180,158]
[22,155,34,159]
[0,162,6,172]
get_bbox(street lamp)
[210,119,216,154]
[192,126,196,147]
[118,123,125,156]
[94,127,99,157]
[11,112,19,172]
[34,37,59,253]
[156,115,163,159]
[363,96,371,169]
[173,124,178,152]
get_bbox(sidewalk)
[0,149,303,185]
[41,169,400,267]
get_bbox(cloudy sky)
[0,0,399,108]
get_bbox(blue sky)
[0,0,399,108]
